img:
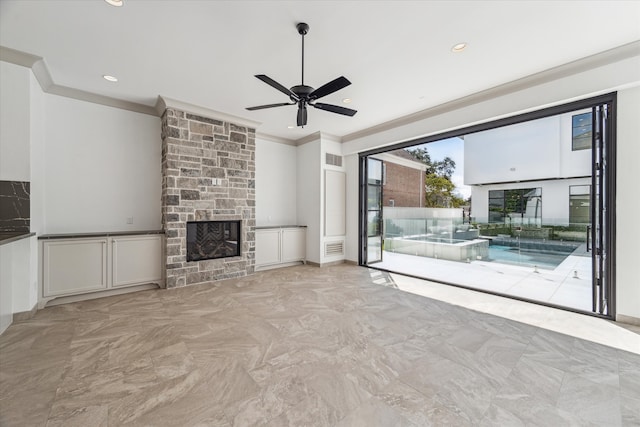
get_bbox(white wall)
[342,53,640,320]
[615,86,640,321]
[464,111,591,185]
[321,138,346,264]
[0,61,30,181]
[255,138,297,226]
[296,138,321,263]
[28,71,45,312]
[43,94,161,233]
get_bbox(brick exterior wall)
[160,108,255,288]
[383,162,425,207]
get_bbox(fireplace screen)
[186,221,241,262]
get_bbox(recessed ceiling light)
[104,0,124,6]
[287,125,295,129]
[103,75,118,82]
[342,98,352,104]
[451,42,467,53]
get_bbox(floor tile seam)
[555,371,625,425]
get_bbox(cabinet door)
[43,239,108,297]
[282,228,306,262]
[255,229,281,266]
[112,235,163,288]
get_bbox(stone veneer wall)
[160,108,255,288]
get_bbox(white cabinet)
[112,236,163,288]
[42,234,163,298]
[255,229,281,267]
[282,228,306,263]
[255,227,306,270]
[43,238,108,297]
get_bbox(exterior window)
[382,163,387,185]
[569,185,591,224]
[572,112,592,151]
[488,188,542,226]
[389,199,395,207]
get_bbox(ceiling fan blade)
[311,102,357,117]
[297,104,308,127]
[246,102,295,111]
[309,76,351,100]
[255,75,298,100]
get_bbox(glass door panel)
[366,158,383,264]
[591,103,611,315]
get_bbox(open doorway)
[360,94,616,318]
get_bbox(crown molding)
[295,131,322,146]
[1,45,157,116]
[157,96,261,129]
[342,40,640,143]
[255,132,297,146]
[293,131,342,146]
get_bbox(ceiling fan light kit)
[246,22,357,127]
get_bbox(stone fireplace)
[160,107,255,288]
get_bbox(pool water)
[488,244,577,269]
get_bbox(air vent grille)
[325,241,344,256]
[325,153,343,167]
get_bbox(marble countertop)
[38,230,165,240]
[0,231,36,246]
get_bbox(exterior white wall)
[42,94,161,233]
[255,138,297,226]
[464,110,591,185]
[471,177,591,225]
[615,86,640,321]
[0,61,30,181]
[296,138,321,264]
[342,53,640,320]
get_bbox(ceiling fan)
[246,22,357,127]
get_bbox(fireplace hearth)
[186,221,241,262]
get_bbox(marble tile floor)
[1,264,639,426]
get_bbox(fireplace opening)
[186,220,241,262]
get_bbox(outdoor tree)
[406,147,466,208]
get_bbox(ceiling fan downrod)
[297,23,309,86]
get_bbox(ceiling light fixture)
[342,98,352,104]
[104,0,124,6]
[451,42,467,52]
[103,75,118,82]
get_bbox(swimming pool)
[488,241,580,269]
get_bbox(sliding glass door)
[591,103,614,315]
[359,94,616,318]
[360,157,383,264]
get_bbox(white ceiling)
[1,1,639,142]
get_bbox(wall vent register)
[325,153,343,167]
[187,221,241,262]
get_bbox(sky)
[412,136,471,199]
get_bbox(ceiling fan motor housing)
[290,84,315,101]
